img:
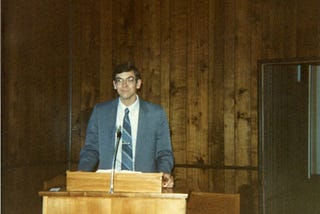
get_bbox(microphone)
[109,126,122,194]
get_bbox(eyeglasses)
[114,76,136,85]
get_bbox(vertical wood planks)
[112,0,141,64]
[2,1,70,213]
[169,0,188,190]
[249,1,262,209]
[71,0,101,162]
[234,0,251,190]
[70,0,82,162]
[186,0,210,191]
[224,0,237,193]
[209,0,226,192]
[4,1,320,214]
[141,0,161,104]
[100,0,113,101]
[160,0,171,115]
[296,0,320,57]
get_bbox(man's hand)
[162,173,174,188]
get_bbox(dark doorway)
[259,58,320,214]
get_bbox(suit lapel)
[100,98,118,141]
[136,100,148,156]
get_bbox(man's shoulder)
[91,99,118,116]
[140,99,164,112]
[96,98,118,108]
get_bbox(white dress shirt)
[115,96,140,171]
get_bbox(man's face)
[113,71,142,103]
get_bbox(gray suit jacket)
[78,98,174,173]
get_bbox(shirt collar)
[118,95,139,112]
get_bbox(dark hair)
[112,61,141,80]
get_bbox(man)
[78,61,174,187]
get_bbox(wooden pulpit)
[39,171,188,214]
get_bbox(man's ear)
[136,79,142,89]
[113,81,117,89]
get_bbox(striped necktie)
[121,108,133,170]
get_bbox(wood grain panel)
[250,0,262,171]
[169,0,188,191]
[111,0,144,67]
[2,0,69,213]
[100,0,113,101]
[41,192,187,214]
[187,192,240,214]
[281,1,297,57]
[141,0,161,104]
[186,0,210,191]
[70,0,101,166]
[208,0,226,192]
[234,0,251,190]
[2,0,69,165]
[3,1,320,214]
[223,0,237,193]
[69,0,82,165]
[4,166,67,214]
[248,0,261,206]
[160,0,171,114]
[112,0,135,64]
[66,171,162,193]
[296,0,320,57]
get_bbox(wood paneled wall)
[2,1,70,214]
[2,0,320,213]
[69,1,319,213]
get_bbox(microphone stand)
[109,126,122,194]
